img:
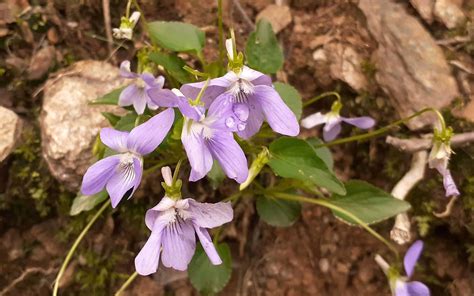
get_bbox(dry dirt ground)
[0,0,473,295]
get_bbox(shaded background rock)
[40,60,125,191]
[324,42,368,92]
[434,0,466,29]
[410,0,435,23]
[359,0,460,130]
[0,107,23,162]
[256,4,292,34]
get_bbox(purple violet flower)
[134,168,233,275]
[428,141,460,197]
[301,108,375,142]
[395,240,430,296]
[147,88,249,183]
[179,66,300,139]
[81,108,175,208]
[119,60,165,115]
[375,240,430,296]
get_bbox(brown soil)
[0,0,473,295]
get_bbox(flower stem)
[270,192,399,257]
[53,200,111,296]
[303,91,341,108]
[315,107,437,148]
[131,0,149,35]
[217,0,225,72]
[172,158,184,184]
[193,78,210,104]
[115,271,138,296]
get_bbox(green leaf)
[273,82,302,120]
[268,137,345,195]
[306,138,334,171]
[114,113,137,131]
[101,112,121,126]
[188,243,232,295]
[149,52,192,84]
[245,19,284,74]
[148,21,205,52]
[90,87,125,105]
[207,161,225,190]
[329,180,411,225]
[257,194,301,227]
[70,191,108,216]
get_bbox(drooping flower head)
[135,167,233,275]
[119,60,165,115]
[147,88,249,183]
[301,100,375,142]
[428,126,460,197]
[113,11,141,40]
[179,39,299,139]
[81,108,174,207]
[375,240,430,296]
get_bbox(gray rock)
[256,4,292,34]
[324,43,368,92]
[40,60,126,191]
[434,0,466,29]
[0,107,23,162]
[359,0,459,130]
[27,46,56,80]
[410,0,435,23]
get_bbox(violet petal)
[341,116,376,129]
[404,240,424,278]
[161,220,196,271]
[100,128,129,152]
[194,225,222,265]
[252,85,300,137]
[181,120,213,182]
[81,155,120,195]
[207,131,248,183]
[188,199,233,228]
[127,108,175,155]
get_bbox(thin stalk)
[217,0,225,72]
[132,0,149,35]
[223,191,244,204]
[303,91,341,108]
[316,108,436,148]
[271,192,399,257]
[53,200,111,295]
[143,160,175,177]
[194,78,210,104]
[172,159,183,184]
[114,271,138,296]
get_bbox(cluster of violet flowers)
[81,39,301,274]
[77,30,459,294]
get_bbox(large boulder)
[0,107,23,162]
[40,60,125,191]
[359,0,460,130]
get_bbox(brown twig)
[232,0,255,30]
[386,132,474,153]
[390,151,428,245]
[433,195,459,218]
[0,267,56,296]
[102,0,114,61]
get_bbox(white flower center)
[191,120,214,140]
[228,78,254,103]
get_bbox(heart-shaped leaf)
[188,243,232,295]
[148,21,205,52]
[329,180,411,225]
[268,137,345,195]
[257,194,301,227]
[245,19,283,74]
